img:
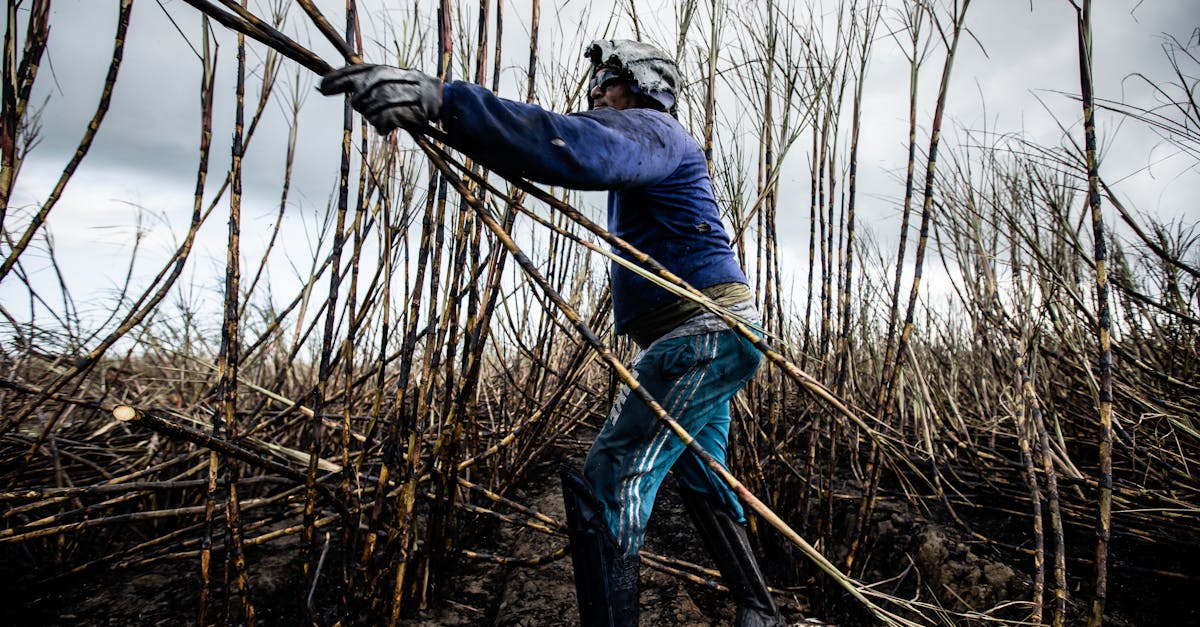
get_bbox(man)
[320,39,784,627]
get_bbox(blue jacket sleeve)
[439,81,688,190]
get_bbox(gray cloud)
[4,0,1196,320]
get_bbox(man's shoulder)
[573,107,679,127]
[576,109,699,148]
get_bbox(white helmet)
[585,39,680,115]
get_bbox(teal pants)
[583,328,762,555]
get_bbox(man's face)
[589,68,638,111]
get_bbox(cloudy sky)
[4,0,1197,329]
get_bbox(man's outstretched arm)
[321,64,688,191]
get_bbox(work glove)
[318,64,441,134]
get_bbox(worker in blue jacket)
[320,39,784,627]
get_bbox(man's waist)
[624,282,755,348]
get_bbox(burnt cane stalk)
[1073,2,1114,624]
[0,0,50,225]
[0,0,131,283]
[301,23,355,620]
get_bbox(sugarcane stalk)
[694,0,714,174]
[1073,2,1114,624]
[454,500,563,536]
[1,461,207,536]
[203,5,254,621]
[1031,361,1068,626]
[337,3,366,615]
[842,1,881,573]
[881,0,972,433]
[802,111,818,369]
[1015,362,1046,626]
[300,14,356,612]
[0,0,20,224]
[879,0,926,415]
[0,0,50,225]
[293,0,362,64]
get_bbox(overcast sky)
[4,0,1197,329]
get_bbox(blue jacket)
[439,81,748,333]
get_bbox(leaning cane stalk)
[294,0,362,64]
[179,0,333,73]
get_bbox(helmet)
[585,39,680,115]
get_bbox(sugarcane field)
[2,0,1198,625]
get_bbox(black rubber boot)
[561,466,639,627]
[678,483,785,627]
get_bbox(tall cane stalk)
[1073,1,1114,624]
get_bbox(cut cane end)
[112,405,140,422]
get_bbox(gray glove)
[318,64,442,133]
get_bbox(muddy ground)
[8,458,806,626]
[6,445,1197,626]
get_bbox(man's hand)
[318,64,441,134]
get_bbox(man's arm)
[439,81,687,191]
[319,65,688,191]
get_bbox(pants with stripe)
[583,328,763,555]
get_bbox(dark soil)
[6,453,1197,626]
